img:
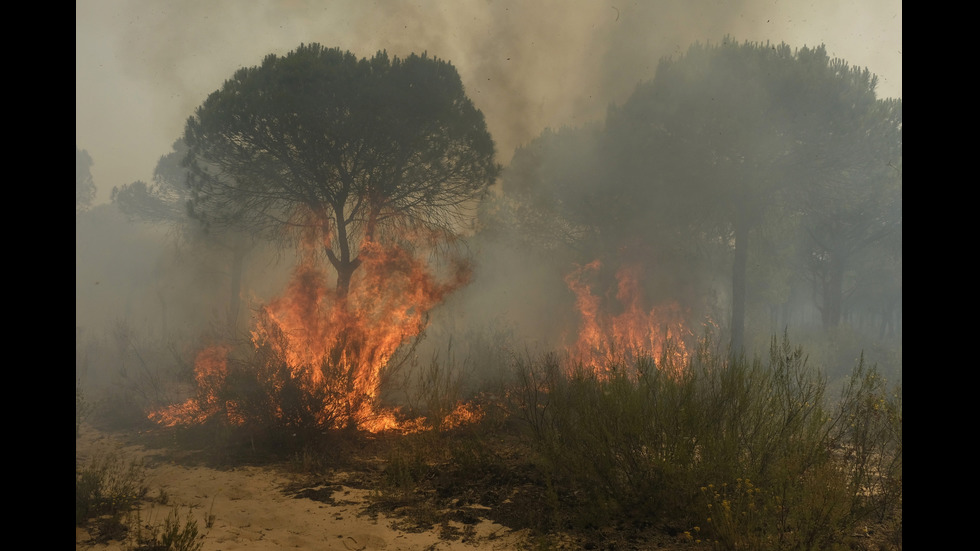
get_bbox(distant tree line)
[98,38,901,354]
[490,38,901,351]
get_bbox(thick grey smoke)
[77,0,901,203]
[76,1,902,396]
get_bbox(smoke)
[77,0,901,201]
[76,0,902,401]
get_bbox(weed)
[131,505,205,551]
[159,506,205,551]
[76,378,92,438]
[381,435,432,499]
[76,450,148,526]
[205,495,218,529]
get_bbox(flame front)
[149,345,233,427]
[564,260,691,376]
[151,235,478,433]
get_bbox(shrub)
[514,332,902,547]
[75,450,148,526]
[76,379,91,438]
[834,358,903,524]
[160,507,203,550]
[126,505,205,551]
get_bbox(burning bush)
[562,259,701,377]
[150,326,408,439]
[149,238,481,438]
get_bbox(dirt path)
[75,425,526,550]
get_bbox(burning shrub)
[150,336,375,447]
[78,321,196,432]
[563,259,697,375]
[148,235,480,439]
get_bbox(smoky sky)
[76,0,901,205]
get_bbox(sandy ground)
[76,425,528,550]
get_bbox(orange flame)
[151,235,482,433]
[564,260,691,376]
[253,238,473,431]
[149,345,235,427]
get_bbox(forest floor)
[75,419,717,551]
[76,420,897,550]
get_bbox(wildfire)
[564,260,692,376]
[149,345,234,428]
[151,235,481,433]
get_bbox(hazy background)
[77,0,902,401]
[77,0,901,205]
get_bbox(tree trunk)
[228,239,246,335]
[821,253,844,331]
[335,261,357,297]
[157,288,169,337]
[328,204,361,298]
[731,209,749,355]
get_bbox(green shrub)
[75,450,148,526]
[130,505,205,551]
[76,379,91,438]
[514,332,902,547]
[834,358,903,524]
[158,506,205,551]
[698,478,780,550]
[513,347,701,526]
[381,434,435,499]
